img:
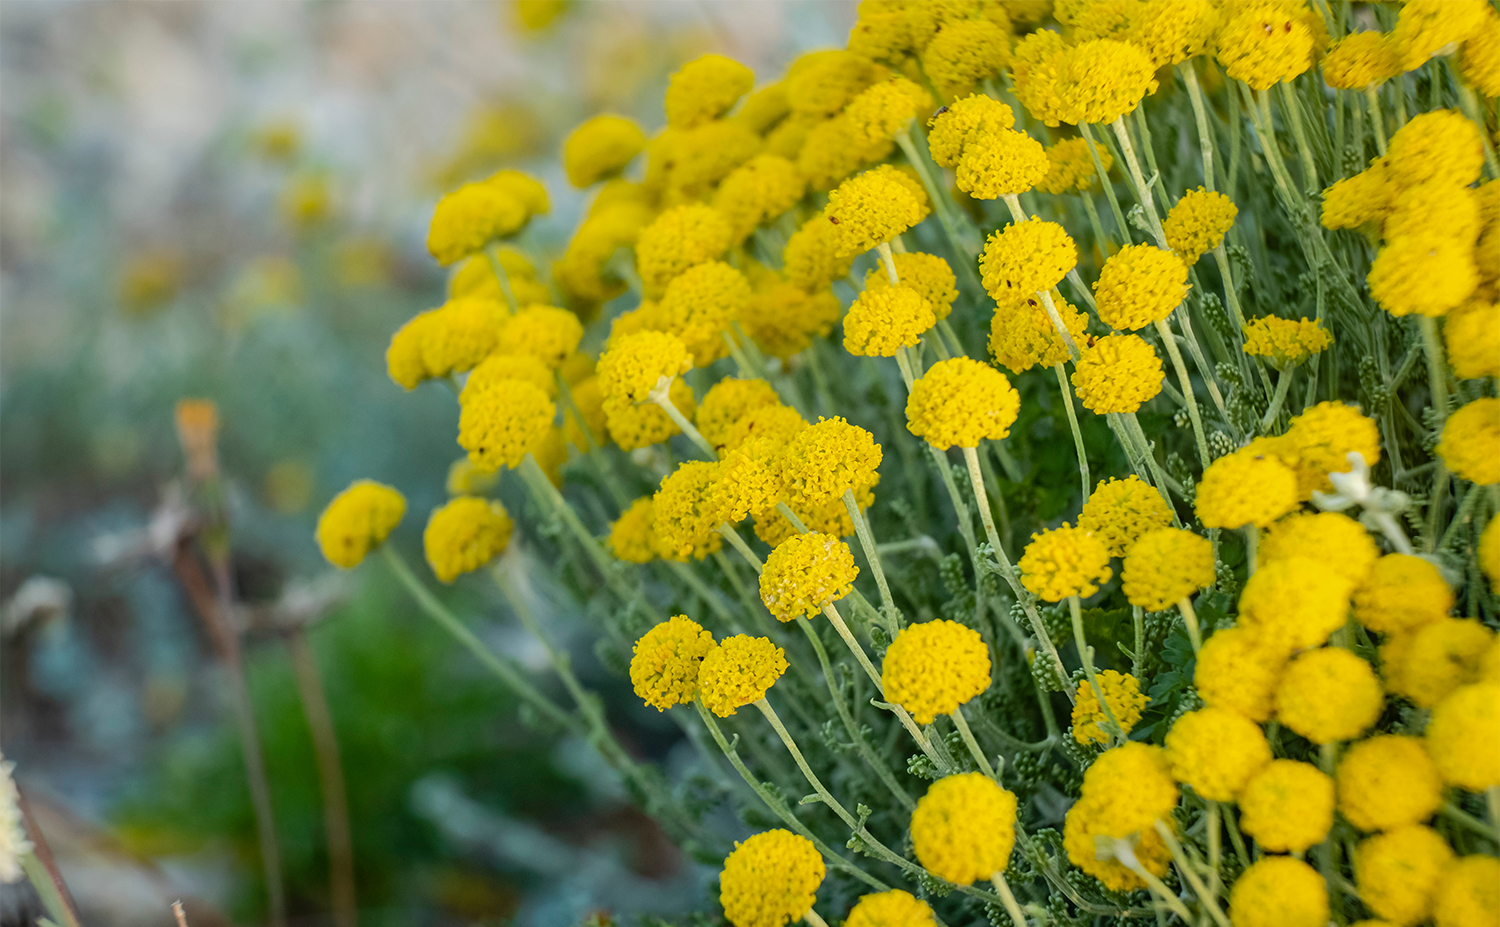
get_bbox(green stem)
[1279,80,1319,191]
[1070,595,1124,741]
[1418,316,1451,422]
[1154,318,1212,469]
[1079,121,1133,246]
[1260,366,1295,432]
[1110,116,1168,248]
[1054,363,1091,504]
[1114,836,1196,923]
[875,241,899,286]
[1243,526,1258,575]
[20,852,81,927]
[951,707,998,780]
[1178,596,1202,655]
[1363,87,1387,156]
[717,523,764,572]
[989,871,1031,927]
[844,488,901,636]
[650,377,716,460]
[484,245,519,314]
[1154,821,1232,927]
[1180,63,1216,192]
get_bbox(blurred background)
[0,2,856,924]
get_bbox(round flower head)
[711,155,806,245]
[556,201,652,305]
[1129,0,1220,67]
[1434,855,1500,927]
[979,219,1077,301]
[501,305,584,369]
[316,480,406,568]
[656,261,753,367]
[1078,476,1173,558]
[928,93,1015,168]
[1243,316,1331,369]
[1437,398,1500,486]
[1193,444,1299,529]
[427,181,528,265]
[1482,516,1500,588]
[386,311,436,389]
[824,165,927,257]
[1122,527,1214,612]
[718,829,824,927]
[758,532,858,621]
[910,773,1017,885]
[843,285,936,357]
[1009,30,1073,126]
[1229,857,1328,927]
[1019,525,1113,602]
[1356,825,1455,926]
[989,295,1089,373]
[484,170,548,219]
[427,298,516,382]
[1048,39,1159,126]
[924,19,1010,99]
[863,252,958,320]
[1260,512,1378,586]
[1215,1,1316,91]
[1093,244,1190,331]
[466,352,555,399]
[1369,236,1479,319]
[1445,298,1500,381]
[1321,162,1399,230]
[1163,187,1237,264]
[1322,31,1401,90]
[1283,401,1381,498]
[662,120,764,201]
[954,128,1049,200]
[844,78,932,147]
[905,357,1020,450]
[654,461,728,562]
[458,378,556,472]
[1382,618,1495,709]
[423,497,513,583]
[609,496,658,564]
[723,404,807,455]
[563,115,646,188]
[1164,706,1272,801]
[1335,735,1443,832]
[446,457,500,497]
[1064,743,1179,889]
[635,204,732,295]
[1459,8,1500,98]
[783,215,854,291]
[1071,333,1166,414]
[882,620,991,725]
[1071,669,1148,744]
[1239,760,1334,854]
[733,82,788,134]
[665,54,753,129]
[598,330,693,404]
[1274,647,1383,744]
[844,890,936,927]
[563,375,607,450]
[1195,626,1288,722]
[795,113,892,191]
[697,379,782,450]
[1427,681,1500,790]
[785,49,883,118]
[698,635,789,717]
[631,615,717,711]
[1392,0,1493,71]
[1238,558,1354,653]
[1035,136,1112,194]
[776,417,882,510]
[741,281,842,359]
[1384,182,1482,245]
[1353,553,1453,635]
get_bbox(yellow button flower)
[597,331,693,404]
[1437,397,1500,485]
[1239,760,1334,854]
[698,635,789,717]
[783,215,854,291]
[775,417,882,510]
[843,285,936,357]
[1194,626,1287,722]
[653,461,728,562]
[1392,0,1493,72]
[630,615,716,711]
[1163,187,1237,264]
[1019,525,1113,601]
[1229,857,1328,927]
[697,379,783,450]
[910,773,1017,885]
[1035,136,1112,194]
[1427,681,1500,791]
[1434,855,1500,927]
[1071,333,1166,414]
[954,128,1049,200]
[1355,825,1454,925]
[824,165,928,257]
[718,829,824,927]
[1071,669,1147,744]
[905,357,1020,450]
[1275,646,1383,744]
[1382,617,1495,709]
[1238,558,1354,653]
[655,260,753,367]
[1215,1,1317,91]
[1243,316,1331,369]
[843,77,932,147]
[665,54,753,130]
[758,531,858,621]
[1122,527,1214,612]
[711,155,805,245]
[1260,512,1378,586]
[1193,442,1299,529]
[608,496,658,564]
[562,115,646,188]
[1322,31,1401,90]
[988,295,1089,373]
[316,480,406,569]
[422,497,513,583]
[1093,243,1190,331]
[924,19,1009,100]
[1353,553,1453,635]
[863,252,958,320]
[844,890,936,927]
[1078,476,1173,558]
[427,181,528,265]
[1336,734,1443,832]
[882,619,992,725]
[1284,400,1382,498]
[928,93,1015,168]
[1445,298,1500,381]
[501,305,584,369]
[1164,706,1272,801]
[635,203,732,296]
[979,218,1077,302]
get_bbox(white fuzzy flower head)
[0,753,32,883]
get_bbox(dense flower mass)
[630,615,716,710]
[882,620,991,725]
[758,532,857,621]
[718,830,823,927]
[904,357,1019,450]
[1071,333,1164,414]
[910,774,1017,886]
[316,480,406,568]
[423,496,513,583]
[1019,525,1112,601]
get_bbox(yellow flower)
[1193,443,1299,529]
[608,497,658,564]
[1260,512,1378,586]
[1353,553,1454,635]
[458,378,557,471]
[387,298,509,389]
[1243,316,1333,369]
[597,331,693,404]
[824,165,928,257]
[427,181,528,265]
[1458,8,1500,98]
[1382,618,1495,709]
[1164,187,1237,264]
[988,294,1089,373]
[863,252,958,320]
[451,249,551,306]
[758,531,858,621]
[796,112,893,191]
[1322,31,1401,90]
[783,215,854,291]
[1386,110,1486,190]
[446,457,499,497]
[1355,825,1455,926]
[979,218,1077,302]
[1434,855,1500,927]
[665,54,754,130]
[1019,525,1113,601]
[1391,0,1493,71]
[1194,625,1288,722]
[1437,398,1500,485]
[716,440,783,524]
[1215,1,1316,91]
[843,285,936,357]
[1072,669,1147,744]
[785,49,884,118]
[562,115,646,188]
[1321,162,1399,230]
[698,635,789,717]
[1093,243,1190,331]
[555,201,651,306]
[1071,333,1166,414]
[1238,558,1354,653]
[1035,136,1111,194]
[775,417,882,510]
[664,120,764,201]
[422,497,513,583]
[883,620,992,725]
[1047,39,1159,126]
[844,890,936,927]
[563,375,608,451]
[711,155,806,245]
[734,82,790,134]
[925,19,1010,100]
[928,93,1015,168]
[1283,400,1381,497]
[1481,516,1500,588]
[723,404,808,454]
[1427,681,1500,790]
[386,312,436,390]
[697,379,783,450]
[1122,527,1215,611]
[630,615,716,710]
[718,829,824,927]
[1370,237,1479,318]
[655,261,753,367]
[844,77,932,147]
[1445,299,1500,380]
[1164,706,1272,801]
[954,128,1049,199]
[1336,735,1443,832]
[1129,0,1220,67]
[635,204,732,296]
[1056,0,1135,41]
[1078,476,1173,558]
[315,480,406,569]
[1384,181,1482,244]
[1239,760,1334,854]
[1275,646,1383,744]
[654,461,728,562]
[1009,30,1072,127]
[1229,857,1328,927]
[904,357,1020,450]
[740,281,843,359]
[1063,743,1178,890]
[910,773,1017,885]
[501,305,584,369]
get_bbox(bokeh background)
[0,2,857,924]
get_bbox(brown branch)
[14,782,83,927]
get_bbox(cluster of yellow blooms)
[303,0,1500,924]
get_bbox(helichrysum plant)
[314,1,1500,924]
